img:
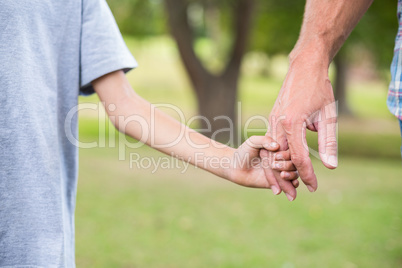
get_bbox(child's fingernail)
[307,185,316,192]
[275,162,282,169]
[271,186,280,195]
[270,142,278,148]
[282,171,290,178]
[275,154,282,160]
[285,193,294,202]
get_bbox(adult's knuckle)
[324,136,338,148]
[281,114,306,130]
[326,140,338,149]
[291,154,307,167]
[281,118,293,129]
[327,135,338,143]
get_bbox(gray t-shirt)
[0,0,137,266]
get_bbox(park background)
[75,0,401,267]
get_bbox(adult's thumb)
[317,110,338,169]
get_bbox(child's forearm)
[117,93,236,179]
[93,70,234,179]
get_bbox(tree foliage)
[109,0,398,70]
[349,0,397,69]
[251,0,398,70]
[108,0,165,37]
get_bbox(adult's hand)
[268,52,338,194]
[260,0,373,197]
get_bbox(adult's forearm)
[290,0,373,66]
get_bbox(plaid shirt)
[388,0,402,120]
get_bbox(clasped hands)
[229,55,338,201]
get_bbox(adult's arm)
[268,0,374,193]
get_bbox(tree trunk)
[164,0,254,145]
[334,53,352,116]
[195,75,238,145]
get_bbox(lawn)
[75,36,402,267]
[76,146,402,268]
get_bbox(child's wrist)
[220,146,236,180]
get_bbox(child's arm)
[92,70,298,188]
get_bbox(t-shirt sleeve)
[79,0,137,95]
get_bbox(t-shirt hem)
[80,57,138,95]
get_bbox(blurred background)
[76,0,402,267]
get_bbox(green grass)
[76,36,402,267]
[76,146,402,268]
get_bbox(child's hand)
[272,150,300,180]
[227,136,299,189]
